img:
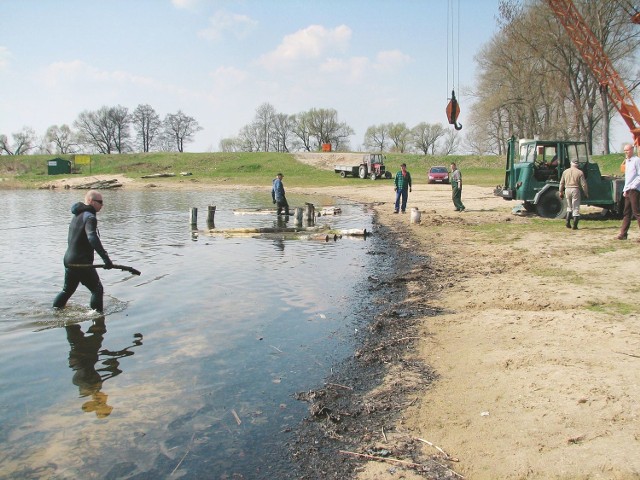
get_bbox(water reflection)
[66,316,143,417]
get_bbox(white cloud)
[0,46,11,70]
[258,24,351,70]
[198,11,258,41]
[40,60,165,90]
[374,49,412,71]
[210,65,247,87]
[171,0,203,10]
[319,56,370,83]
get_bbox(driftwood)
[72,179,122,190]
[233,208,298,215]
[140,173,175,178]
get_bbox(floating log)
[72,179,122,190]
[318,206,342,216]
[140,173,176,178]
[340,228,367,237]
[207,226,327,234]
[232,207,301,215]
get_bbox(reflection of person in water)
[66,317,143,417]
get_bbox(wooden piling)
[190,207,198,226]
[207,205,216,228]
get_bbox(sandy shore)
[44,174,640,479]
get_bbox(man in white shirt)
[617,144,640,240]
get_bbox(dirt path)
[42,173,640,478]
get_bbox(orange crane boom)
[545,0,640,147]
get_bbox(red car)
[428,166,449,184]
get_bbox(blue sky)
[0,0,629,152]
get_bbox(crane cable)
[446,0,462,130]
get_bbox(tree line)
[0,105,201,155]
[468,0,640,155]
[219,102,461,154]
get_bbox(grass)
[586,300,637,316]
[0,149,623,190]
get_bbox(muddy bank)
[287,215,458,479]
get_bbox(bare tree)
[132,104,162,152]
[253,103,276,152]
[439,129,461,155]
[164,110,202,153]
[363,124,390,151]
[0,127,38,155]
[291,112,314,151]
[388,123,411,152]
[74,106,131,154]
[306,108,354,150]
[44,125,78,154]
[270,113,295,152]
[412,122,446,154]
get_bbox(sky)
[0,0,631,153]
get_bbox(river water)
[0,188,383,479]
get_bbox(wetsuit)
[53,202,112,312]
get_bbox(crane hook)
[446,89,462,130]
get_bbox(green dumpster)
[47,158,71,175]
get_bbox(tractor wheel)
[536,189,566,218]
[385,171,392,179]
[370,172,377,181]
[359,166,367,179]
[523,201,536,212]
[340,171,347,178]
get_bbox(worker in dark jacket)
[271,172,290,216]
[53,190,113,313]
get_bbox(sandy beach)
[43,173,640,479]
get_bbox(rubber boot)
[565,212,572,229]
[572,217,579,230]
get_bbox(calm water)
[0,188,381,479]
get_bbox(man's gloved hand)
[394,187,398,192]
[104,258,114,269]
[273,200,276,204]
[409,188,412,192]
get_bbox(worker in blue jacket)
[271,172,290,216]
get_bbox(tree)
[254,103,276,152]
[0,127,38,155]
[74,105,131,154]
[439,129,461,155]
[306,108,354,150]
[388,123,411,152]
[132,104,162,152]
[291,112,314,151]
[44,125,78,154]
[363,124,390,151]
[412,122,445,154]
[164,110,202,153]
[271,113,295,152]
[471,0,640,154]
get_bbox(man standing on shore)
[53,190,113,313]
[559,159,589,230]
[272,172,290,216]
[393,163,412,214]
[616,144,640,240]
[450,163,465,212]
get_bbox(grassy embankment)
[0,150,626,189]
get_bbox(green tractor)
[494,136,625,218]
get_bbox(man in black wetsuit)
[53,190,113,313]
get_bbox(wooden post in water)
[190,207,198,227]
[294,207,303,226]
[304,203,315,226]
[207,205,216,229]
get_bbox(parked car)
[428,166,449,184]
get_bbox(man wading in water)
[53,190,113,313]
